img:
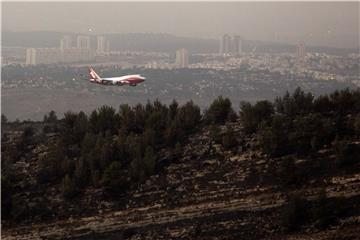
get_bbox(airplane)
[84,67,146,86]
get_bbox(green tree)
[258,115,291,156]
[62,111,79,145]
[16,126,35,152]
[102,161,127,193]
[97,105,118,134]
[313,95,332,113]
[146,111,166,132]
[204,96,234,124]
[176,100,201,133]
[130,157,145,183]
[209,125,222,144]
[222,127,238,150]
[312,189,333,229]
[61,174,78,199]
[168,99,179,122]
[143,146,157,176]
[275,88,313,117]
[174,142,183,158]
[281,195,309,232]
[334,138,360,167]
[278,156,298,186]
[290,114,333,155]
[73,111,89,144]
[43,110,57,123]
[133,104,146,133]
[164,120,185,147]
[354,114,360,137]
[142,128,157,148]
[1,176,13,219]
[74,157,90,187]
[81,132,96,157]
[1,113,8,125]
[119,104,136,133]
[329,88,357,114]
[240,100,273,134]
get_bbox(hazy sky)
[2,2,359,48]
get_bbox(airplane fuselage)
[88,67,145,86]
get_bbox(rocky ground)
[2,121,360,240]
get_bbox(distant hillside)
[2,31,357,55]
[2,31,67,48]
[105,33,217,53]
[2,31,217,53]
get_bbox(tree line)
[2,87,359,223]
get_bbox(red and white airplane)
[86,67,145,86]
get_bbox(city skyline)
[2,2,359,48]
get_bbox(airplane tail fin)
[88,67,102,81]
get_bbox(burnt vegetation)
[2,87,360,237]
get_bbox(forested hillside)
[2,88,360,239]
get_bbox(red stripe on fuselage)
[125,77,144,83]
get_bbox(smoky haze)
[2,2,359,48]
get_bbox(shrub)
[209,125,222,144]
[240,100,273,134]
[143,146,157,176]
[354,114,360,136]
[61,174,78,199]
[1,176,13,219]
[258,115,291,156]
[275,87,314,117]
[102,161,127,193]
[281,195,309,232]
[290,114,333,155]
[176,100,201,133]
[278,156,298,187]
[222,127,238,150]
[204,96,234,124]
[43,110,58,123]
[312,189,333,229]
[334,139,360,168]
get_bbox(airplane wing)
[101,78,129,85]
[91,78,117,85]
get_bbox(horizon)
[2,2,359,49]
[2,30,359,50]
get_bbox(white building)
[26,48,62,65]
[60,35,72,49]
[62,48,95,63]
[232,35,242,55]
[175,48,189,68]
[96,36,110,54]
[220,34,243,56]
[296,42,306,60]
[220,34,231,55]
[77,35,91,49]
[25,47,95,65]
[25,48,36,65]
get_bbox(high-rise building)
[97,36,107,54]
[220,34,231,55]
[105,40,110,53]
[175,48,189,68]
[26,48,62,65]
[26,47,95,65]
[60,35,72,49]
[231,35,242,55]
[62,48,95,63]
[296,42,306,60]
[77,35,91,49]
[25,48,36,65]
[220,34,242,55]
